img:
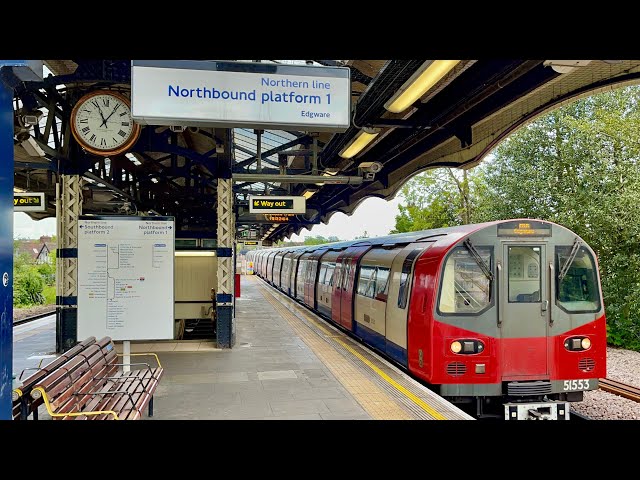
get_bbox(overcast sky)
[14,195,403,241]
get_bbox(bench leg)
[148,396,154,417]
[20,400,28,421]
[32,406,39,420]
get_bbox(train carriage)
[246,219,606,420]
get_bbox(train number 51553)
[563,379,590,391]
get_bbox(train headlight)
[564,336,591,351]
[449,339,484,354]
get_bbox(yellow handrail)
[116,352,162,368]
[32,386,120,420]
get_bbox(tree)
[476,85,640,350]
[391,167,483,233]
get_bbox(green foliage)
[393,85,640,351]
[14,266,46,306]
[303,235,342,245]
[391,168,482,233]
[13,239,55,307]
[43,285,56,305]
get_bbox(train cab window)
[439,246,492,314]
[555,246,601,313]
[508,246,541,303]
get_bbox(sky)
[13,195,403,241]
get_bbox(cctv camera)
[358,161,383,173]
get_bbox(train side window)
[364,267,378,298]
[555,246,601,313]
[342,261,351,289]
[357,265,375,296]
[439,246,492,314]
[375,267,390,295]
[318,264,328,285]
[326,263,335,286]
[375,267,390,301]
[398,249,422,309]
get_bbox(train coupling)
[504,401,570,420]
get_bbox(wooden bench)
[29,336,163,420]
[13,336,99,420]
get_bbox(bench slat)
[32,337,163,420]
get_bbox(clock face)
[71,91,140,156]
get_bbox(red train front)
[248,218,607,420]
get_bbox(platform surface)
[12,275,473,420]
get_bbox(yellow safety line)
[255,278,447,420]
[331,337,445,420]
[295,305,446,420]
[33,386,120,420]
[259,281,447,420]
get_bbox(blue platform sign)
[131,60,351,132]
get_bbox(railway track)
[14,309,56,326]
[599,378,640,403]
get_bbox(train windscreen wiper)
[463,239,494,281]
[558,238,583,281]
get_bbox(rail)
[599,378,640,403]
[14,309,56,326]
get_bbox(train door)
[338,246,370,331]
[500,244,549,378]
[331,251,348,325]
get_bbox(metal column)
[0,73,14,419]
[56,175,82,352]
[216,177,235,348]
[216,128,235,348]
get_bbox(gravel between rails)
[571,347,640,420]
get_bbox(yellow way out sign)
[248,195,306,214]
[14,193,46,212]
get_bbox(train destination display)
[77,216,175,341]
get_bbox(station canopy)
[12,59,640,242]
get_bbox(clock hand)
[101,103,121,126]
[96,105,109,128]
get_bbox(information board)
[77,216,175,341]
[131,60,351,132]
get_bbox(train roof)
[250,218,567,256]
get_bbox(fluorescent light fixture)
[13,187,26,193]
[339,128,380,159]
[175,251,216,257]
[384,60,460,113]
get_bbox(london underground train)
[247,219,606,420]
